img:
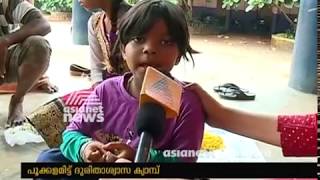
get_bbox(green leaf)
[284,0,294,4]
[245,5,255,12]
[167,0,179,4]
[246,0,253,4]
[41,0,72,12]
[273,0,281,5]
[258,3,265,8]
[222,3,227,8]
[266,0,272,4]
[284,0,294,8]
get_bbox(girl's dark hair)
[110,0,124,33]
[113,0,194,64]
[109,0,131,73]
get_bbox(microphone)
[135,102,165,162]
[139,67,183,118]
[134,67,183,162]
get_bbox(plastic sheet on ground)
[197,125,265,162]
[4,122,44,147]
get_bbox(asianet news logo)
[63,90,104,123]
[163,150,215,158]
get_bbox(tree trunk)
[224,6,231,32]
[190,0,193,16]
[271,6,279,34]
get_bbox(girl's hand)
[103,142,136,162]
[103,151,118,162]
[83,141,108,162]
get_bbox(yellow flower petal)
[201,131,225,151]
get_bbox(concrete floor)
[0,21,317,179]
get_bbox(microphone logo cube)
[140,67,182,118]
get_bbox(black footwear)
[214,83,255,100]
[70,64,90,76]
[214,83,248,93]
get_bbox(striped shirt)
[0,0,40,36]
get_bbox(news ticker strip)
[21,163,317,178]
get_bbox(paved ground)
[0,21,317,179]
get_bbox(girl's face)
[121,19,180,83]
[78,0,102,10]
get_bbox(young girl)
[37,0,205,163]
[83,0,131,86]
[186,83,317,157]
[27,0,131,148]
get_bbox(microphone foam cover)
[136,102,165,138]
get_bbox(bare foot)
[33,77,59,94]
[37,81,59,94]
[6,95,26,128]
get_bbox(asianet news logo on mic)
[149,77,173,106]
[63,90,104,123]
[140,67,182,119]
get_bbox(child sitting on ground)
[37,0,205,163]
